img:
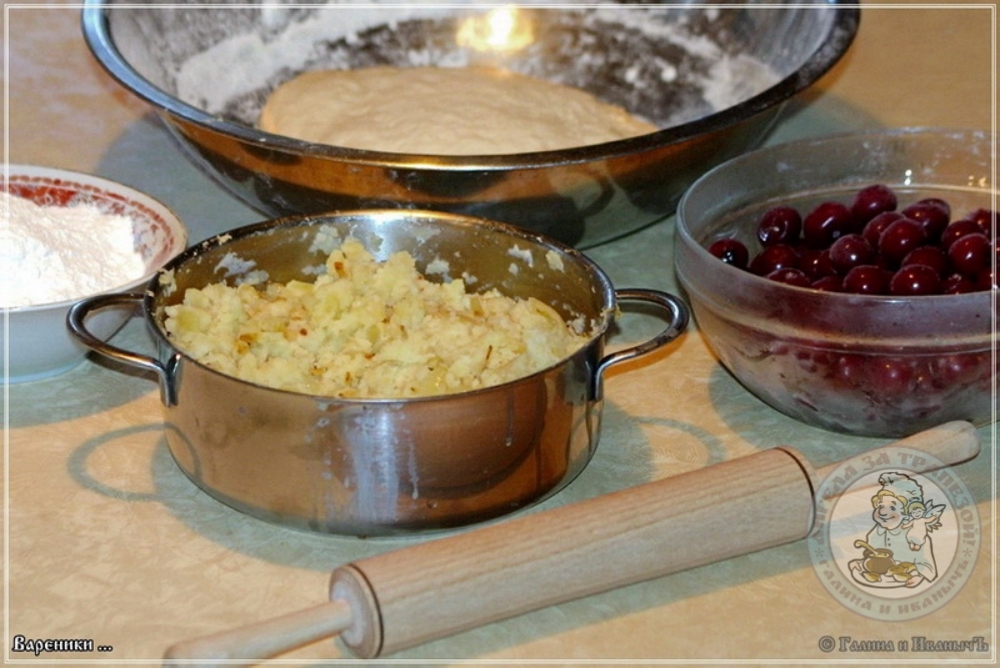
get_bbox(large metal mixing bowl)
[82,2,859,247]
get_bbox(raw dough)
[258,66,658,155]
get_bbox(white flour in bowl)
[1,191,147,307]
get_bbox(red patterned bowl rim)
[2,164,189,311]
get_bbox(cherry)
[878,218,927,267]
[917,197,951,217]
[890,264,941,296]
[901,245,948,277]
[850,184,897,226]
[811,275,844,292]
[843,265,889,295]
[709,238,750,269]
[833,354,868,387]
[868,357,915,395]
[766,267,811,287]
[862,211,902,248]
[934,353,983,387]
[947,232,991,277]
[798,248,837,279]
[803,201,853,248]
[757,206,802,247]
[940,219,982,250]
[902,200,950,242]
[750,244,799,276]
[941,273,977,294]
[975,268,997,291]
[828,234,875,274]
[967,208,996,239]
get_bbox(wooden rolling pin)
[164,421,980,665]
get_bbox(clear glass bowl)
[675,128,996,437]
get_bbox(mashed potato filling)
[163,239,590,398]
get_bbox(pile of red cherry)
[708,184,996,295]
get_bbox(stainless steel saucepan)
[68,210,688,536]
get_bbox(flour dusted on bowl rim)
[163,238,591,398]
[175,4,782,131]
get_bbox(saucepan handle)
[593,289,689,398]
[66,292,178,406]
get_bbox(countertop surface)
[3,3,996,666]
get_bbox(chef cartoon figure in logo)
[849,472,940,588]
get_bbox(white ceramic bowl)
[3,165,188,382]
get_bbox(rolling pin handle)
[814,420,981,483]
[161,599,353,667]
